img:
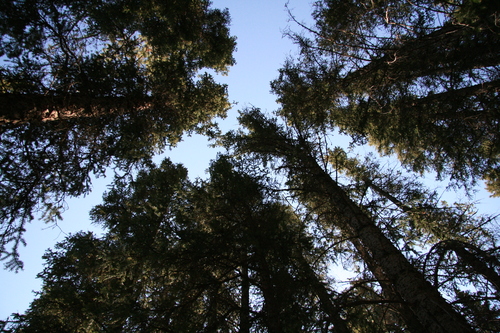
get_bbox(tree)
[6,137,498,331]
[221,107,498,332]
[332,146,500,332]
[0,0,235,124]
[272,0,500,193]
[0,0,236,269]
[4,2,500,331]
[5,157,349,332]
[262,0,500,327]
[6,233,141,332]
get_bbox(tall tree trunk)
[288,140,474,332]
[240,257,251,333]
[242,126,474,332]
[0,94,148,126]
[351,238,427,332]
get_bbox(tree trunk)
[291,142,473,332]
[0,94,149,126]
[249,131,474,332]
[240,258,251,333]
[351,238,427,332]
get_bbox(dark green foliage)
[8,233,139,332]
[5,157,338,332]
[3,1,500,331]
[0,0,236,268]
[264,1,500,325]
[265,1,500,327]
[5,148,499,331]
[274,0,500,193]
[221,108,499,332]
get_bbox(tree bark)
[350,237,427,332]
[292,142,473,332]
[243,127,474,332]
[0,94,149,126]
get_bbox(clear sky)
[0,0,317,319]
[1,0,498,321]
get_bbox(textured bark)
[242,127,474,332]
[351,238,426,332]
[293,147,473,332]
[298,147,473,331]
[0,94,150,126]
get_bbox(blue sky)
[1,0,499,320]
[0,0,316,319]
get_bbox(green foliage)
[5,140,499,331]
[10,233,138,332]
[5,157,342,332]
[0,0,235,99]
[221,108,499,332]
[3,1,500,331]
[274,0,500,192]
[328,149,495,245]
[0,0,235,269]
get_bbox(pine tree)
[272,0,500,193]
[221,107,494,332]
[4,2,500,331]
[5,157,340,331]
[0,0,236,269]
[6,132,498,331]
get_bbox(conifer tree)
[5,157,341,331]
[0,0,235,268]
[272,0,500,193]
[221,107,497,332]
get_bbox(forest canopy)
[2,0,500,332]
[273,0,500,193]
[0,0,235,268]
